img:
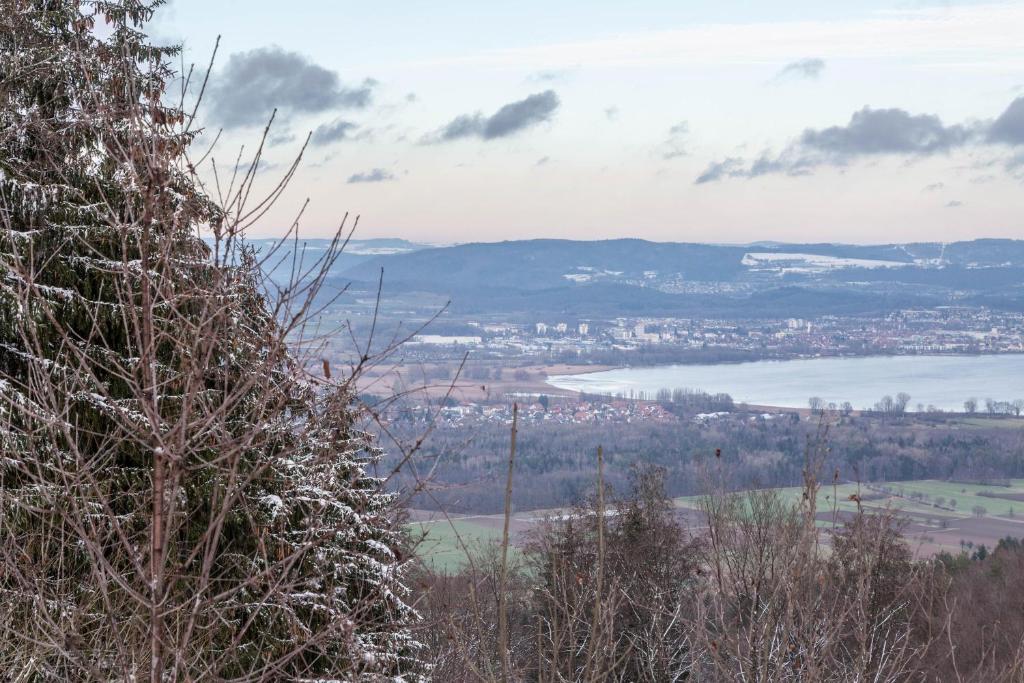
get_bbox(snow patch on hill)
[742,252,910,274]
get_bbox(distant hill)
[208,237,433,288]
[330,238,1024,318]
[342,239,750,290]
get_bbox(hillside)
[335,238,1024,318]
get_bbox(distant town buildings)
[410,334,483,346]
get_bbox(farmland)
[412,479,1024,570]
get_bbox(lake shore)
[545,354,1024,413]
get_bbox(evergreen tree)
[0,1,420,678]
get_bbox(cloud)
[695,105,980,183]
[661,121,690,160]
[428,5,1024,70]
[484,91,560,138]
[988,96,1024,145]
[695,157,746,184]
[695,152,810,183]
[528,70,564,83]
[663,145,687,160]
[425,90,560,143]
[432,114,486,142]
[235,158,282,175]
[207,47,375,128]
[267,131,297,147]
[776,58,826,80]
[799,107,973,157]
[1006,152,1024,178]
[311,118,359,146]
[347,168,396,184]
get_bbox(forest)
[383,406,1024,514]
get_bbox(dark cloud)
[776,58,826,80]
[922,182,945,192]
[988,96,1024,145]
[945,200,963,208]
[425,91,560,143]
[311,119,359,146]
[695,105,978,184]
[747,153,809,177]
[484,91,560,138]
[207,47,375,128]
[347,168,396,184]
[799,107,973,157]
[536,156,551,166]
[695,157,746,184]
[433,114,485,141]
[604,106,620,121]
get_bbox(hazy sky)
[158,1,1024,244]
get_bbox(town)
[398,306,1024,362]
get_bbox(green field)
[674,482,871,518]
[412,479,1024,570]
[673,479,1024,519]
[411,518,509,573]
[954,417,1024,430]
[876,479,1024,518]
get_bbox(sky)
[157,1,1024,244]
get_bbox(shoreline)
[541,353,1024,414]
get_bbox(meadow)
[414,478,1024,570]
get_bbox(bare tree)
[686,422,924,682]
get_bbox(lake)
[546,354,1024,412]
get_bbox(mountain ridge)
[313,237,1024,318]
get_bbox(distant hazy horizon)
[243,234,1023,248]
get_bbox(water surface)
[546,354,1024,411]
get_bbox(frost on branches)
[0,1,422,679]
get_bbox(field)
[410,513,535,573]
[355,362,608,403]
[410,519,504,572]
[413,479,1024,570]
[954,417,1024,430]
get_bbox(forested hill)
[333,238,1024,318]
